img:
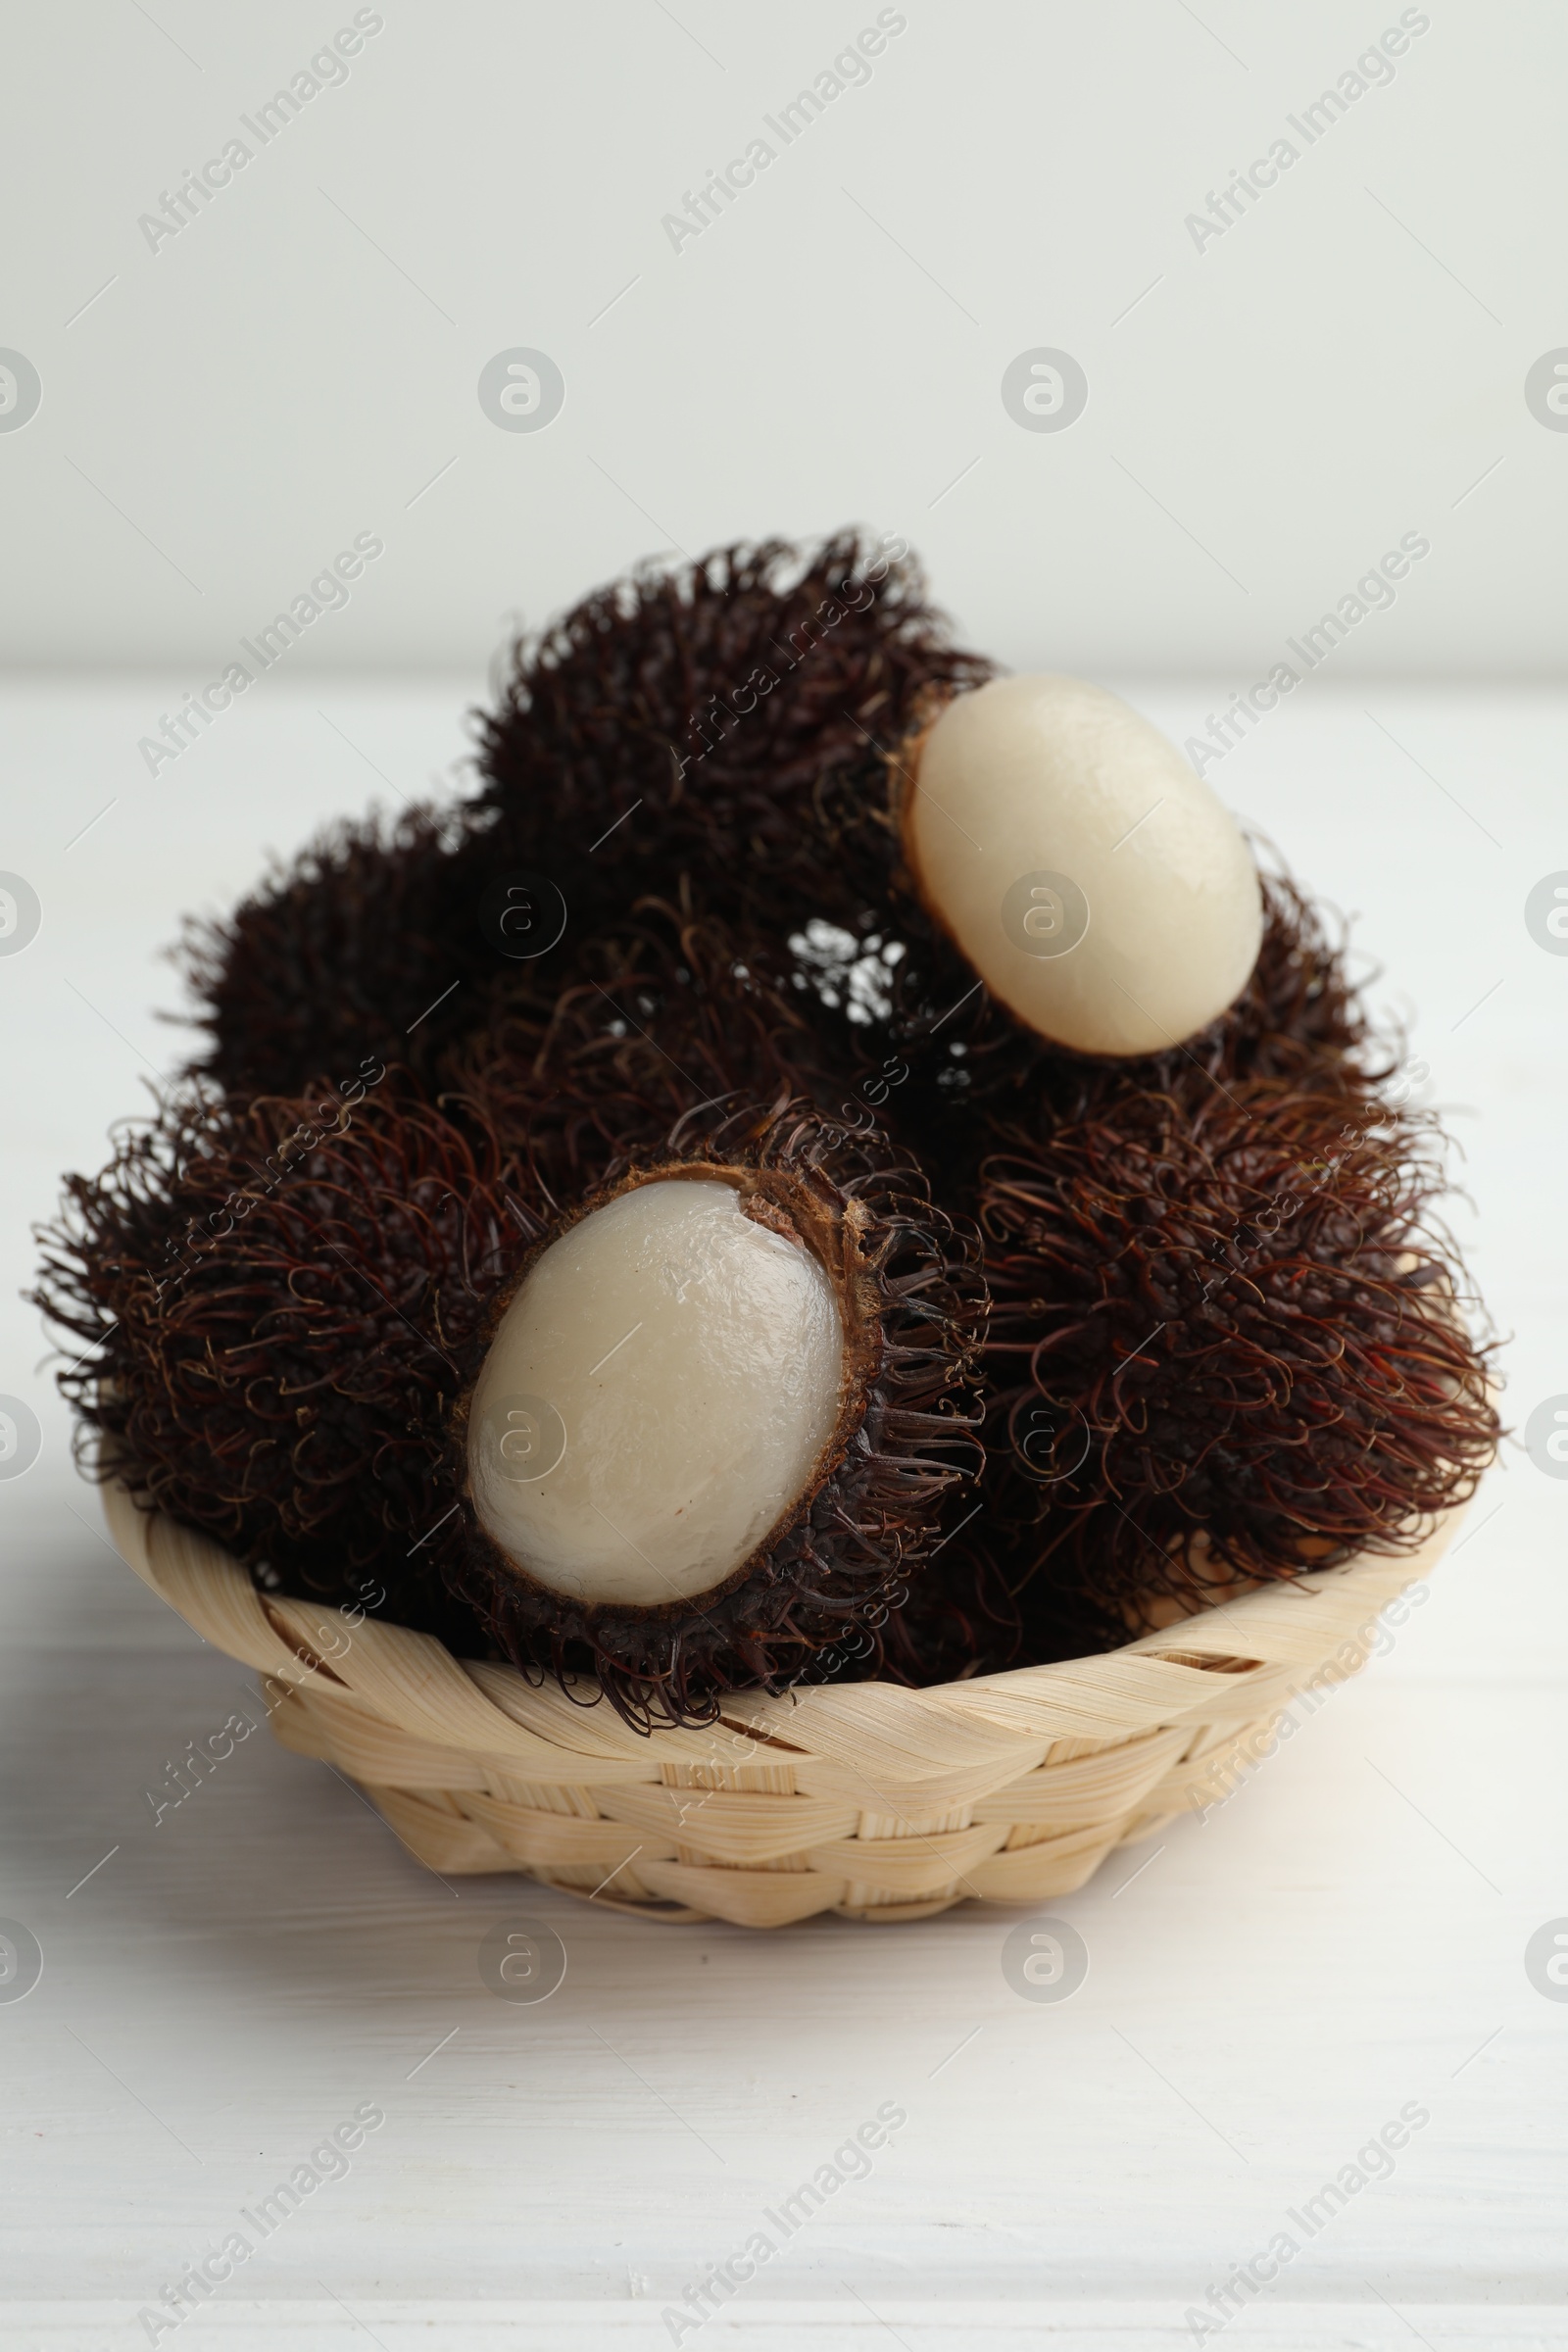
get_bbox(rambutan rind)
[36,1077,987,1731]
[445,1099,986,1727]
[977,1082,1498,1649]
[473,531,993,939]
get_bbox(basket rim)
[100,1478,1468,1793]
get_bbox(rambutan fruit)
[178,533,988,1108]
[37,1060,985,1729]
[786,863,1386,1183]
[974,1081,1499,1654]
[435,889,858,1176]
[900,674,1264,1057]
[451,1103,985,1723]
[50,530,1499,1717]
[178,804,531,1105]
[472,530,992,937]
[176,541,1371,1176]
[35,1081,505,1649]
[868,1523,1026,1687]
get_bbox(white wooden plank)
[2,680,1564,2337]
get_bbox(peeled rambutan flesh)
[451,1115,985,1721]
[778,863,1388,1191]
[37,1063,985,1727]
[464,1173,849,1608]
[901,674,1264,1057]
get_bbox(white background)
[0,0,1565,674]
[2,3,1566,2347]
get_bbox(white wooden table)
[1,679,1563,2349]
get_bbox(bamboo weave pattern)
[104,1484,1459,1928]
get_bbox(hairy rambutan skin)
[473,531,993,936]
[446,1100,988,1729]
[856,1527,1026,1687]
[780,867,1390,1179]
[179,535,988,1107]
[178,804,508,1105]
[33,1085,521,1650]
[49,528,1500,1704]
[39,894,873,1629]
[437,892,858,1179]
[976,1084,1499,1651]
[1001,864,1391,1124]
[36,1067,986,1728]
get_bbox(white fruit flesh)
[908,673,1263,1055]
[466,1178,846,1607]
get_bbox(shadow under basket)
[103,1483,1463,1929]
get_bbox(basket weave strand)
[103,1482,1462,1927]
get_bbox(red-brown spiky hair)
[436,890,857,1182]
[36,1077,987,1730]
[863,1525,1025,1687]
[177,803,507,1104]
[978,1082,1499,1647]
[176,535,987,1108]
[446,1097,987,1727]
[175,542,1372,1145]
[781,864,1393,1169]
[473,530,994,934]
[1011,862,1395,1124]
[34,1081,518,1648]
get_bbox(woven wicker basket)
[103,1480,1462,1928]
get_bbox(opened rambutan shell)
[37,1058,985,1729]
